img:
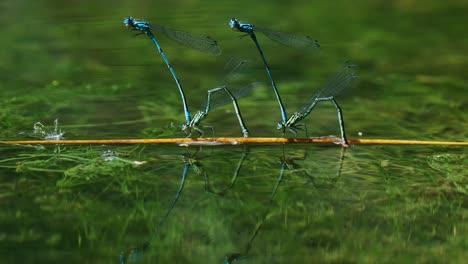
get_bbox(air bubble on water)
[44,119,65,140]
[132,160,146,166]
[33,122,46,137]
[101,150,119,161]
[100,150,146,166]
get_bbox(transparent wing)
[207,59,260,109]
[222,59,254,84]
[316,62,358,98]
[151,24,222,56]
[255,26,320,50]
[299,62,358,114]
[210,82,261,109]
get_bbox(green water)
[0,0,467,263]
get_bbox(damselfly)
[124,16,221,133]
[230,18,320,126]
[277,62,358,146]
[182,60,260,137]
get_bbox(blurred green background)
[0,0,466,263]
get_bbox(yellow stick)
[1,137,467,146]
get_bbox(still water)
[0,0,467,263]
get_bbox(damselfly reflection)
[118,146,347,263]
[204,147,250,196]
[223,147,308,263]
[224,147,346,263]
[120,148,206,264]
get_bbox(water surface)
[0,0,466,263]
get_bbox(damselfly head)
[230,18,254,34]
[124,16,134,27]
[229,18,240,31]
[124,17,151,32]
[120,242,149,264]
[277,122,285,130]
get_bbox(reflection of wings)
[255,26,320,50]
[151,24,222,55]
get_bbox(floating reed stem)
[1,137,467,146]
